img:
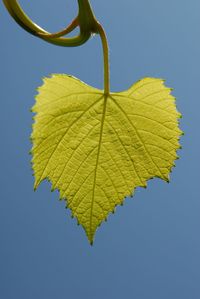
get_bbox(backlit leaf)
[31,74,182,244]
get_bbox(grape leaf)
[31,74,182,244]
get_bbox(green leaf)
[31,74,182,244]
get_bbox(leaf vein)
[110,96,164,178]
[35,96,103,185]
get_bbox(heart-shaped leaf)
[31,74,181,244]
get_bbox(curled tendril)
[3,0,99,47]
[3,0,110,93]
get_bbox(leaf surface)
[32,74,181,243]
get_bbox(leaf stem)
[96,23,110,95]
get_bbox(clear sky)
[0,0,200,298]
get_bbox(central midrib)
[89,94,108,243]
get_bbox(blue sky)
[0,1,200,298]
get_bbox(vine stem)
[96,22,110,95]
